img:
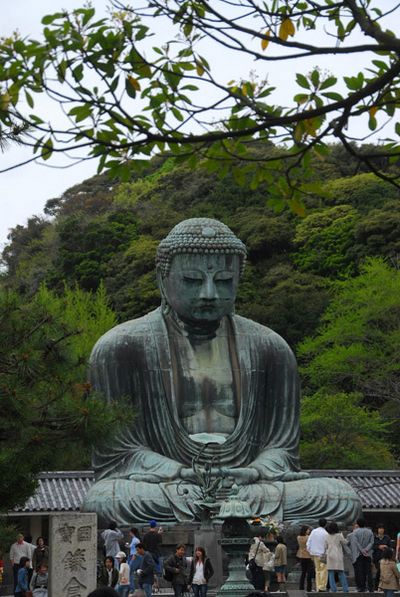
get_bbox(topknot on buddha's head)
[156,218,247,277]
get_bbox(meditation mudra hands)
[179,464,310,485]
[180,466,259,484]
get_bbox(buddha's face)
[162,253,240,324]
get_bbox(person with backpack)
[164,544,189,597]
[188,546,214,597]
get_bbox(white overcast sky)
[0,1,398,250]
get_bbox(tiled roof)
[308,470,400,510]
[13,471,95,513]
[13,470,400,513]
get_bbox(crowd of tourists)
[244,517,400,596]
[98,519,214,597]
[300,518,399,595]
[9,518,400,597]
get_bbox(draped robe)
[82,308,361,525]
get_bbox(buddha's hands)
[220,467,260,485]
[180,466,259,485]
[278,471,310,481]
[180,467,199,482]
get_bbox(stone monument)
[83,217,361,525]
[49,512,97,597]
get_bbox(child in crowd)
[15,556,30,597]
[274,536,287,592]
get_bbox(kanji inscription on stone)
[63,576,87,597]
[77,525,92,541]
[57,523,75,543]
[49,513,96,596]
[63,548,87,572]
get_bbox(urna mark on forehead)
[156,217,247,277]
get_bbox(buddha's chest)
[170,331,238,436]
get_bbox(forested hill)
[2,143,400,469]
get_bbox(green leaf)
[296,73,310,90]
[294,93,309,105]
[372,60,388,71]
[125,76,137,99]
[319,76,337,90]
[70,104,92,123]
[322,92,343,101]
[368,115,377,131]
[25,90,34,109]
[171,107,184,122]
[344,73,364,91]
[41,137,53,161]
[311,69,320,88]
[41,12,65,25]
[109,75,120,94]
[73,64,84,83]
[81,7,95,26]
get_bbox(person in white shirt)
[115,551,130,597]
[10,533,31,592]
[307,518,329,591]
[188,546,214,597]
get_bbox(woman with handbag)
[248,534,269,591]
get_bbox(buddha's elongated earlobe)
[156,267,171,316]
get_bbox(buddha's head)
[156,218,246,326]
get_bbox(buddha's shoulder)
[232,313,293,352]
[91,308,163,354]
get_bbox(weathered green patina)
[83,218,361,524]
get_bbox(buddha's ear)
[156,267,170,315]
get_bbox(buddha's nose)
[199,277,217,300]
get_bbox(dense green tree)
[298,258,400,406]
[0,284,124,515]
[300,392,395,469]
[324,173,400,212]
[293,205,358,277]
[1,2,400,206]
[353,201,400,261]
[237,264,332,347]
